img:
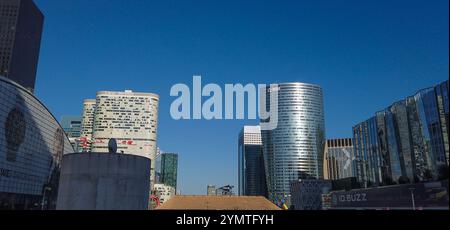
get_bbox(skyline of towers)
[0,0,43,93]
[261,83,326,204]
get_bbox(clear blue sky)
[34,0,448,195]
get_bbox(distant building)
[153,184,175,205]
[61,116,82,151]
[324,138,354,180]
[0,0,44,93]
[216,185,235,196]
[160,153,178,191]
[238,126,267,197]
[156,196,281,210]
[290,179,332,210]
[353,80,449,188]
[207,185,217,196]
[80,99,96,152]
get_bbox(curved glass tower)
[261,83,325,204]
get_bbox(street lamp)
[41,186,52,210]
[408,188,415,210]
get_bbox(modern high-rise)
[61,116,82,151]
[261,83,325,204]
[89,90,159,186]
[238,125,267,197]
[160,153,178,191]
[80,99,96,152]
[323,138,354,180]
[0,0,44,93]
[353,80,449,187]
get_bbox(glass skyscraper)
[238,126,267,197]
[261,83,325,204]
[353,80,449,187]
[160,153,178,191]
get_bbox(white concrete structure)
[56,153,151,210]
[153,183,175,204]
[84,90,159,187]
[80,99,96,152]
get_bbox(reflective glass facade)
[238,126,267,196]
[261,83,325,204]
[353,80,449,187]
[160,153,178,191]
[0,76,74,209]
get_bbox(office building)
[353,80,449,187]
[0,76,74,210]
[56,153,151,210]
[290,179,332,210]
[80,99,96,152]
[160,153,178,191]
[261,83,325,205]
[238,125,267,196]
[61,116,82,151]
[85,90,159,187]
[152,183,175,205]
[0,0,43,93]
[207,185,217,196]
[324,138,354,180]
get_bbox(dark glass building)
[160,153,178,191]
[238,126,267,197]
[353,80,449,188]
[0,0,43,93]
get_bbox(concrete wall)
[56,153,150,210]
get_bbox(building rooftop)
[156,196,281,210]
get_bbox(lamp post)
[408,188,415,210]
[41,186,52,210]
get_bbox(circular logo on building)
[5,108,27,162]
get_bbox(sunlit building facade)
[90,90,159,187]
[353,80,449,187]
[261,83,325,204]
[80,99,96,152]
